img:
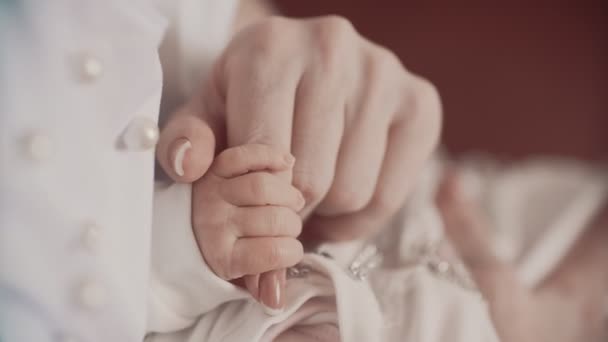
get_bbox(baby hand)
[192,144,305,291]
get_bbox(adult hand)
[156,15,441,311]
[157,15,441,241]
[436,170,608,342]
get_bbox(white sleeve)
[147,182,249,333]
[146,302,255,342]
[155,0,238,122]
[147,0,244,334]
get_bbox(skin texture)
[191,144,304,300]
[436,170,608,342]
[156,15,441,239]
[155,13,441,310]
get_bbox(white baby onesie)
[147,157,607,342]
[146,182,383,342]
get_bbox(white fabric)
[147,157,608,342]
[369,157,608,341]
[147,183,248,333]
[157,0,238,121]
[0,1,237,341]
[2,0,605,340]
[481,160,607,286]
[147,182,383,342]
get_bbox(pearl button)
[77,281,106,310]
[24,133,52,161]
[81,223,101,252]
[121,117,159,150]
[80,55,103,81]
[436,261,450,274]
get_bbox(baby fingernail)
[284,154,295,167]
[297,193,306,209]
[172,138,191,177]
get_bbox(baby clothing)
[146,183,383,342]
[368,157,608,341]
[146,157,608,341]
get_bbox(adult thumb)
[156,103,216,183]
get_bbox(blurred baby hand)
[437,169,608,342]
[191,144,305,308]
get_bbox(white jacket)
[0,1,237,341]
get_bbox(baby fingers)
[230,237,303,278]
[212,144,295,178]
[220,172,305,210]
[231,206,303,238]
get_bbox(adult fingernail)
[171,138,191,177]
[259,271,285,315]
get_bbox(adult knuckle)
[365,47,402,87]
[259,16,291,35]
[377,46,401,66]
[408,76,443,147]
[315,15,355,67]
[319,15,355,39]
[412,76,442,115]
[251,17,291,57]
[224,18,297,77]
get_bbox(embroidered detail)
[286,264,312,279]
[348,245,383,281]
[412,240,478,292]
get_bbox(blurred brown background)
[278,1,607,161]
